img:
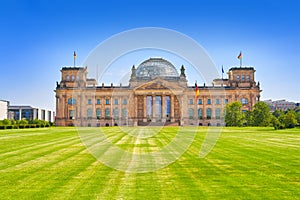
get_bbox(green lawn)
[0,127,299,199]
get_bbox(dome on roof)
[136,58,179,78]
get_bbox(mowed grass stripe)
[0,133,82,171]
[202,130,299,198]
[0,127,299,199]
[1,145,96,199]
[0,135,80,168]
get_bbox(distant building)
[263,99,297,112]
[55,57,261,126]
[8,105,55,122]
[0,100,9,120]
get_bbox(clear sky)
[0,0,299,110]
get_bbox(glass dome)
[136,58,179,78]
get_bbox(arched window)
[105,108,110,118]
[96,108,101,119]
[198,108,203,119]
[87,108,92,119]
[66,75,70,81]
[241,98,249,105]
[189,108,194,119]
[68,98,76,105]
[71,75,75,81]
[69,110,75,119]
[215,108,221,119]
[113,108,119,119]
[122,108,128,118]
[206,108,211,119]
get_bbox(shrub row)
[0,124,51,130]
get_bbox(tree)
[244,110,253,126]
[296,112,300,126]
[284,110,298,128]
[252,102,271,126]
[272,110,285,129]
[294,108,300,126]
[271,115,282,130]
[225,102,245,127]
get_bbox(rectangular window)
[207,99,211,105]
[246,75,250,81]
[87,99,92,105]
[237,75,240,81]
[198,99,202,105]
[189,99,193,105]
[216,99,220,105]
[242,75,245,81]
[114,99,119,105]
[105,99,110,105]
[96,99,101,105]
[225,99,229,104]
[123,99,127,105]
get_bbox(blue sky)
[0,0,299,110]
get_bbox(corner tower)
[228,67,257,88]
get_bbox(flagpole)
[240,56,242,68]
[73,51,76,68]
[222,65,223,80]
[240,51,242,68]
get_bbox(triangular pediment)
[133,78,186,91]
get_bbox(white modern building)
[8,105,55,122]
[0,100,9,120]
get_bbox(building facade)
[0,100,9,120]
[8,106,55,122]
[55,58,261,126]
[263,99,297,112]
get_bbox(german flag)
[73,51,76,59]
[237,52,242,59]
[195,82,199,100]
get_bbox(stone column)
[55,96,59,118]
[119,96,122,121]
[61,95,65,120]
[143,95,147,122]
[170,95,175,122]
[134,96,138,126]
[180,95,185,126]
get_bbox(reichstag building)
[55,58,261,126]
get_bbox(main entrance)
[136,94,180,125]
